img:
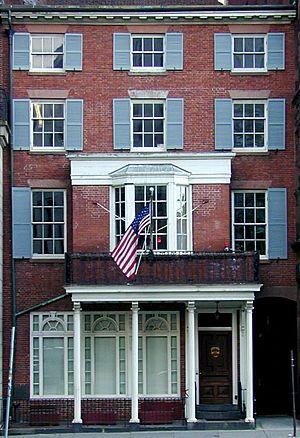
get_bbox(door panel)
[199,331,232,404]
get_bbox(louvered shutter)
[13,33,30,70]
[113,99,131,149]
[113,33,131,70]
[13,99,30,150]
[268,99,285,150]
[214,34,232,71]
[66,100,83,151]
[215,99,233,150]
[65,34,83,71]
[268,188,287,259]
[12,187,32,259]
[267,33,285,70]
[166,98,184,149]
[165,33,183,70]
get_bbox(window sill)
[30,257,65,263]
[233,149,269,156]
[28,71,67,76]
[29,150,67,155]
[131,147,166,152]
[128,71,168,76]
[230,71,270,76]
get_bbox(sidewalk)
[5,416,300,438]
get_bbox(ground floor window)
[31,311,180,398]
[31,313,74,397]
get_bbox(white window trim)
[30,34,65,73]
[31,189,67,260]
[110,182,192,253]
[231,190,268,260]
[232,99,268,152]
[130,99,166,152]
[30,313,74,398]
[232,34,267,73]
[130,34,165,73]
[30,100,65,152]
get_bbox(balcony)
[65,251,260,286]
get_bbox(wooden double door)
[199,331,232,404]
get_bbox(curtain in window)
[95,337,116,394]
[43,337,64,395]
[146,336,168,394]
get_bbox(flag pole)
[135,188,154,276]
[149,187,154,253]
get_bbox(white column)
[239,306,246,410]
[72,302,82,425]
[186,302,197,423]
[130,302,140,424]
[245,301,254,423]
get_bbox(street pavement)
[5,416,300,437]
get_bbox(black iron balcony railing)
[65,251,260,286]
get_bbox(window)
[233,35,266,72]
[132,101,165,149]
[214,33,285,72]
[132,35,164,70]
[113,33,183,71]
[13,33,82,72]
[113,182,190,252]
[32,190,66,257]
[215,98,285,151]
[138,313,179,396]
[31,35,64,71]
[31,313,74,397]
[113,98,184,150]
[32,102,64,149]
[13,99,83,151]
[233,101,266,149]
[84,313,127,396]
[232,191,267,256]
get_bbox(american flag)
[111,204,151,279]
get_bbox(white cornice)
[68,152,235,185]
[0,9,295,24]
[65,283,262,303]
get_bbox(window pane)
[43,338,64,395]
[95,337,116,395]
[146,337,168,394]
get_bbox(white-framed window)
[32,190,66,257]
[31,313,74,397]
[132,100,165,150]
[233,100,266,150]
[138,312,180,396]
[232,35,266,72]
[131,35,164,71]
[84,313,127,396]
[232,191,267,257]
[31,34,64,71]
[113,183,190,252]
[32,101,65,150]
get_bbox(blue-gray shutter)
[165,33,183,70]
[268,98,285,150]
[66,100,83,151]
[13,99,30,150]
[166,98,184,149]
[214,99,233,150]
[13,33,30,70]
[267,33,285,70]
[65,34,82,71]
[12,187,32,259]
[268,188,287,259]
[113,99,131,149]
[214,33,232,71]
[113,33,131,70]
